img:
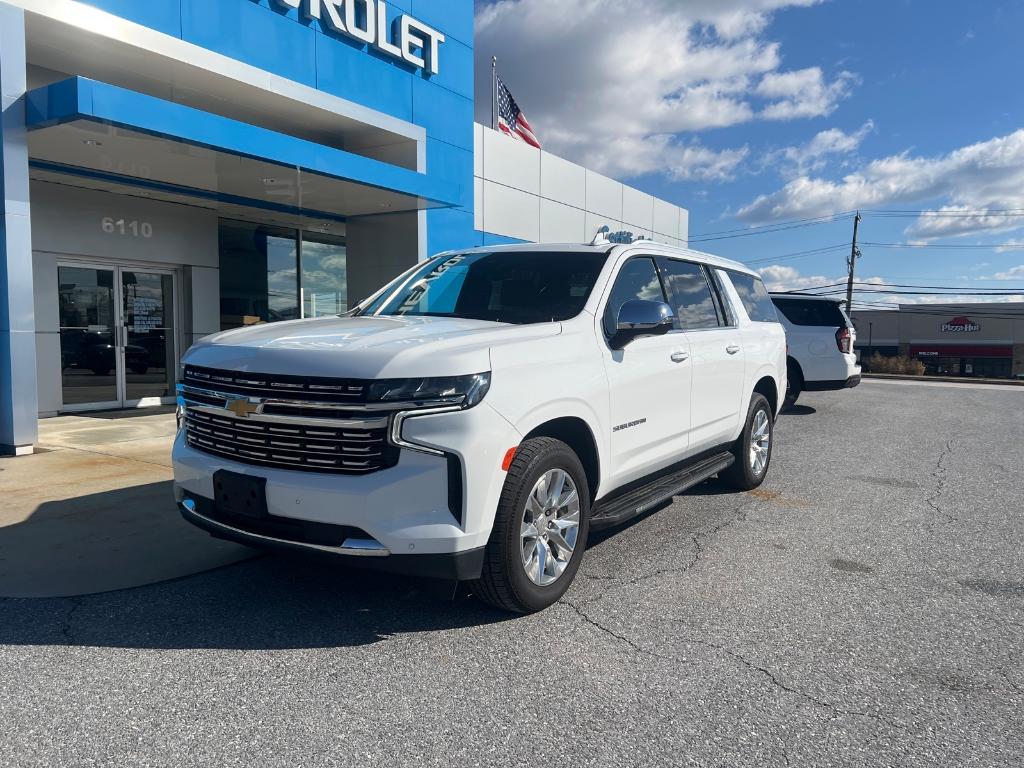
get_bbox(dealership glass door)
[58,264,178,411]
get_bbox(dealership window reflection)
[301,234,348,317]
[219,221,349,330]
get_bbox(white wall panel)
[653,198,679,240]
[33,332,61,417]
[483,181,540,242]
[585,171,623,220]
[622,187,654,231]
[540,151,586,209]
[539,198,586,243]
[482,129,540,195]
[679,208,690,245]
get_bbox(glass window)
[772,297,847,327]
[301,234,348,317]
[728,272,778,323]
[219,221,298,330]
[602,257,665,336]
[661,259,721,330]
[373,250,608,325]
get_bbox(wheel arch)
[522,416,601,503]
[752,374,779,417]
[787,355,805,383]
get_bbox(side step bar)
[589,451,735,531]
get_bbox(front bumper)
[178,496,486,579]
[173,401,520,569]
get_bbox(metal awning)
[24,77,462,219]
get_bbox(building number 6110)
[101,217,153,238]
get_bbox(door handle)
[726,345,741,355]
[670,351,690,363]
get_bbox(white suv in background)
[173,240,786,613]
[770,293,861,407]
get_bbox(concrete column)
[0,5,38,456]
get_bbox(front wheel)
[720,393,774,491]
[472,437,591,614]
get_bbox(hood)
[184,315,561,379]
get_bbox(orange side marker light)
[501,447,518,471]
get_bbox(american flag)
[496,76,541,149]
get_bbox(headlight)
[367,372,491,408]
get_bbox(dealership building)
[0,0,690,454]
[852,303,1024,379]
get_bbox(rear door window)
[727,272,778,322]
[772,297,848,327]
[661,259,722,330]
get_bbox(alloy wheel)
[520,468,581,586]
[749,408,771,475]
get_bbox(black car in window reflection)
[60,329,150,376]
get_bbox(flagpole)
[491,56,497,130]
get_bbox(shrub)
[867,354,926,376]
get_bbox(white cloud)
[757,264,885,292]
[767,120,874,177]
[737,129,1024,239]
[988,265,1024,280]
[475,0,851,181]
[756,68,858,120]
[994,240,1024,253]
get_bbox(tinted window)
[662,260,721,330]
[772,297,848,327]
[374,251,607,325]
[728,272,778,322]
[602,257,665,335]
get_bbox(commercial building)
[852,303,1024,379]
[0,0,689,454]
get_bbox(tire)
[721,393,774,491]
[784,361,803,409]
[472,437,591,614]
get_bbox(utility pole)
[845,211,862,314]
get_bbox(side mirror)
[610,299,674,349]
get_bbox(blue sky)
[474,0,1024,304]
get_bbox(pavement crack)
[925,439,957,526]
[679,633,906,733]
[609,494,759,591]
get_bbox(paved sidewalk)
[0,409,252,598]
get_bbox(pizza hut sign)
[941,316,980,333]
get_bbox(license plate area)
[213,470,268,520]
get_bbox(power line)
[861,241,1024,250]
[745,244,850,266]
[688,211,855,240]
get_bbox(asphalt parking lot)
[1,378,1022,767]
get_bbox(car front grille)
[179,365,400,475]
[183,407,398,475]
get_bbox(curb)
[863,373,1024,387]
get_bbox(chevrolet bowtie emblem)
[226,397,260,419]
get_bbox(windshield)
[364,251,609,324]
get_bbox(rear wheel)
[472,437,591,614]
[721,393,774,491]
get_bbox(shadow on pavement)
[0,550,514,650]
[782,404,817,416]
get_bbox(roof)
[440,240,756,276]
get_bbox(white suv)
[173,241,786,613]
[770,293,861,407]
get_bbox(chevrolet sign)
[273,0,445,75]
